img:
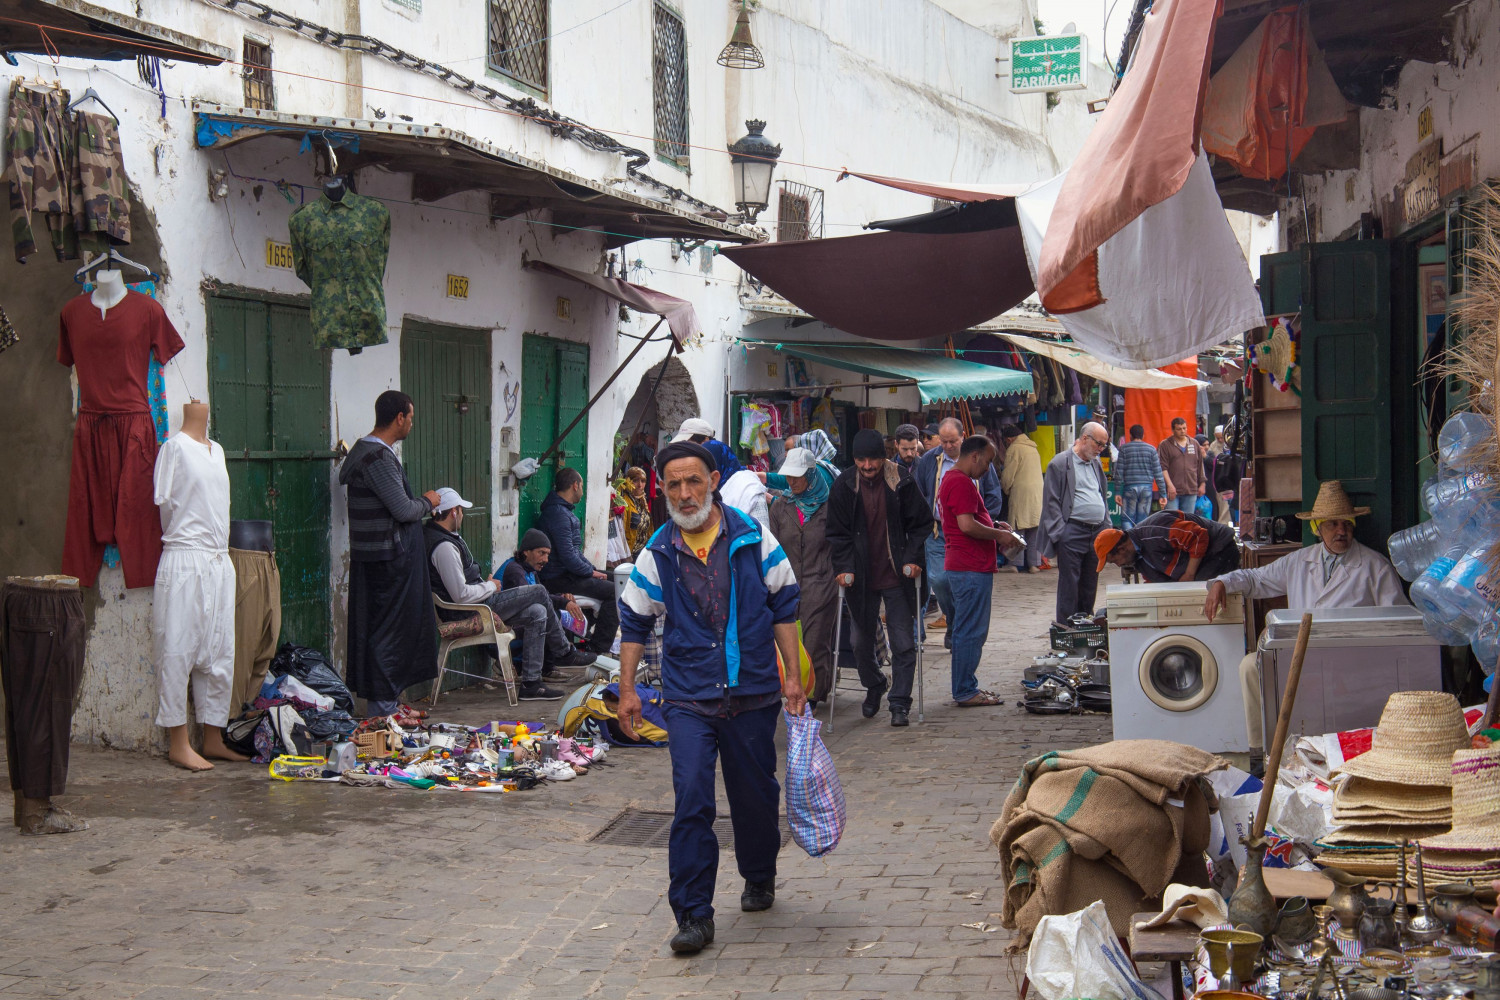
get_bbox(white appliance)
[1260,606,1442,739]
[1105,581,1249,751]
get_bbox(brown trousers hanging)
[228,548,281,715]
[1,578,86,800]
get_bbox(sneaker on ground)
[518,681,565,701]
[929,616,948,630]
[741,879,775,912]
[670,916,715,954]
[538,759,576,781]
[551,648,598,668]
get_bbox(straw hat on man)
[1201,481,1408,775]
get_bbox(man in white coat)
[1203,481,1408,769]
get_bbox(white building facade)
[0,0,1098,747]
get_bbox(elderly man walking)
[1204,480,1407,772]
[826,428,932,726]
[1040,422,1111,625]
[617,440,805,956]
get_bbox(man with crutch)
[825,429,932,727]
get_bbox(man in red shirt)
[939,436,1020,707]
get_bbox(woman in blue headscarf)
[767,446,840,705]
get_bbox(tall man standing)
[941,436,1019,707]
[538,467,619,653]
[1040,422,1111,626]
[340,390,441,717]
[617,441,805,955]
[1158,417,1205,512]
[913,418,1002,638]
[826,428,932,726]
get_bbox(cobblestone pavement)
[0,570,1114,1000]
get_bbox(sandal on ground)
[955,691,1003,707]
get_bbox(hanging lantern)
[728,120,782,222]
[716,3,764,70]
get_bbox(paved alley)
[0,570,1113,1000]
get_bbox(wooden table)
[1129,913,1200,1000]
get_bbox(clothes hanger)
[74,247,160,284]
[319,133,348,202]
[67,87,119,124]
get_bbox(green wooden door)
[519,334,590,536]
[208,294,333,654]
[1299,240,1396,550]
[400,321,493,572]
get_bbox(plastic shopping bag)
[784,709,845,857]
[1026,900,1166,1000]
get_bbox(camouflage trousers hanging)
[5,81,130,263]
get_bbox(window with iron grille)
[242,38,274,110]
[652,2,689,166]
[777,182,825,242]
[488,0,549,94]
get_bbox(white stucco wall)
[5,0,1097,748]
[1295,0,1500,244]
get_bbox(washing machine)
[1105,581,1249,752]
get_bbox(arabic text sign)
[1011,34,1087,93]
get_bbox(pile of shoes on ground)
[268,716,608,791]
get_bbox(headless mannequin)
[164,401,247,771]
[91,268,127,318]
[324,175,348,203]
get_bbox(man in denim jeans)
[938,436,1020,707]
[1113,424,1167,527]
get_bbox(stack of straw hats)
[1418,746,1500,879]
[1325,691,1470,844]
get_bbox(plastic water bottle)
[1388,520,1446,582]
[1423,610,1474,646]
[1470,608,1500,676]
[1410,547,1473,630]
[1437,545,1500,624]
[1438,411,1491,471]
[1424,472,1492,520]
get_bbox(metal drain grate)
[589,808,789,850]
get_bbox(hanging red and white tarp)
[1015,154,1264,370]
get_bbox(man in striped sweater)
[339,390,442,717]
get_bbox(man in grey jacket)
[339,390,441,717]
[1040,422,1111,626]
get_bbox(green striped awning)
[743,341,1033,404]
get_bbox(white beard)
[667,496,715,532]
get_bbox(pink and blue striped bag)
[784,709,845,857]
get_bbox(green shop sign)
[1010,34,1087,93]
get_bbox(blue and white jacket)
[619,504,800,702]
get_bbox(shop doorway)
[520,334,590,536]
[617,353,698,471]
[206,291,334,654]
[399,320,493,572]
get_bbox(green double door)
[400,321,493,572]
[207,293,334,654]
[519,335,590,536]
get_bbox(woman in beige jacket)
[999,426,1044,571]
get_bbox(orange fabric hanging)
[1201,8,1344,181]
[1124,358,1200,448]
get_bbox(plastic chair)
[431,596,517,708]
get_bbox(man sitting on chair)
[424,488,594,701]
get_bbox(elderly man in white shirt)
[1203,481,1408,766]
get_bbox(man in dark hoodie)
[537,466,619,653]
[339,391,441,717]
[825,428,933,727]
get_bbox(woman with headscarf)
[767,446,840,706]
[616,466,653,559]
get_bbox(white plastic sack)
[1026,900,1167,1000]
[277,674,334,711]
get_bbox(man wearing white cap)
[424,488,596,700]
[673,417,744,480]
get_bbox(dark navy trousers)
[664,701,782,922]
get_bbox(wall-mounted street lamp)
[727,119,781,223]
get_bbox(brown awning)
[837,171,1031,204]
[193,103,757,248]
[524,260,695,347]
[720,227,1035,342]
[0,0,229,64]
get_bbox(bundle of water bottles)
[1388,411,1500,674]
